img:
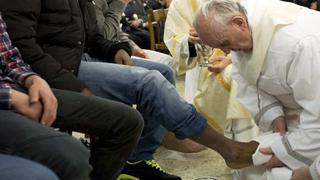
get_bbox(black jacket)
[0,0,131,92]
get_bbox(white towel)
[252,132,282,166]
[237,132,293,180]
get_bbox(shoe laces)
[145,160,165,172]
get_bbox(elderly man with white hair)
[194,0,320,179]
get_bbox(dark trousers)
[127,28,151,49]
[0,88,143,180]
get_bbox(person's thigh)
[142,49,176,70]
[132,57,176,85]
[78,54,206,139]
[0,154,58,180]
[78,58,154,103]
[0,110,91,180]
[52,88,142,136]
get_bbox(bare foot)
[223,141,259,169]
[162,131,207,153]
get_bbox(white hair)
[193,0,247,32]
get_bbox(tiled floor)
[154,75,232,180]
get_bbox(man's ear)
[231,15,247,30]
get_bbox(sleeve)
[94,0,127,40]
[231,62,284,132]
[269,36,320,169]
[0,86,11,110]
[0,0,86,92]
[94,0,137,49]
[85,0,132,61]
[163,2,197,75]
[309,156,320,180]
[0,15,36,86]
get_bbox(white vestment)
[232,0,320,179]
[164,0,259,139]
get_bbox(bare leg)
[162,131,206,153]
[191,124,258,169]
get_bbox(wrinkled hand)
[259,147,285,169]
[207,55,231,74]
[291,166,312,180]
[114,49,134,66]
[24,75,57,126]
[188,28,201,43]
[132,46,149,59]
[130,20,142,28]
[272,116,287,135]
[11,89,43,122]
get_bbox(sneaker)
[117,160,182,180]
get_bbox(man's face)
[197,15,253,54]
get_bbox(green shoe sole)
[117,174,140,180]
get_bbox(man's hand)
[207,55,232,74]
[11,89,43,123]
[272,116,287,135]
[132,46,149,59]
[114,49,134,66]
[259,147,285,169]
[130,19,142,28]
[188,28,201,43]
[291,166,312,180]
[24,75,57,126]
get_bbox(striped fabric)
[0,14,35,109]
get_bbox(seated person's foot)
[162,131,206,153]
[117,160,181,180]
[223,141,259,169]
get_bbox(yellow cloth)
[164,0,209,75]
[193,49,231,132]
[238,0,302,85]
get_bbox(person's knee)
[24,163,59,180]
[143,70,169,88]
[0,154,58,180]
[122,107,144,137]
[161,64,176,85]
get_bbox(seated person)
[122,0,151,49]
[0,14,143,180]
[94,0,205,153]
[95,0,175,68]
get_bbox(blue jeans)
[0,154,58,180]
[78,54,207,160]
